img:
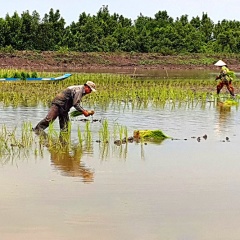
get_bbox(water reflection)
[38,68,212,79]
[49,146,94,182]
[40,132,94,183]
[217,100,231,119]
[216,99,232,132]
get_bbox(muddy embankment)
[0,51,240,72]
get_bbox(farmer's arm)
[73,91,86,112]
[71,86,92,117]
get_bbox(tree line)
[1,6,240,54]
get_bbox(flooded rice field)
[1,70,240,240]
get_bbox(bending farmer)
[214,60,235,97]
[33,81,96,132]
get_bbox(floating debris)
[203,134,207,140]
[114,140,122,146]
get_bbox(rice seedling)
[0,125,11,157]
[112,140,128,160]
[0,122,38,160]
[47,122,59,146]
[0,71,224,111]
[113,123,128,144]
[77,126,83,147]
[70,110,94,118]
[0,69,39,79]
[21,122,33,147]
[0,120,95,161]
[98,119,110,143]
[84,121,92,150]
[98,119,110,160]
[70,110,84,118]
[2,69,240,162]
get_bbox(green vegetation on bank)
[1,6,240,54]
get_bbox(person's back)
[52,85,84,113]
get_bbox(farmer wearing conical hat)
[214,60,235,98]
[33,81,96,132]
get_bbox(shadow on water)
[214,98,234,140]
[216,100,232,124]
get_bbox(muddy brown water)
[1,70,240,240]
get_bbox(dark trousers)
[34,104,69,131]
[217,80,235,96]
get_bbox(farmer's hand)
[83,110,95,117]
[215,75,220,80]
[83,110,90,117]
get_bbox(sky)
[1,0,240,26]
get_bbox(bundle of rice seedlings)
[227,71,236,79]
[133,129,169,142]
[70,111,83,118]
[223,99,238,106]
[70,110,95,118]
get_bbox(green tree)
[20,10,40,50]
[0,18,9,47]
[5,12,22,49]
[35,9,66,50]
[134,14,152,52]
[199,13,214,43]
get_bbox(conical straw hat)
[214,60,227,66]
